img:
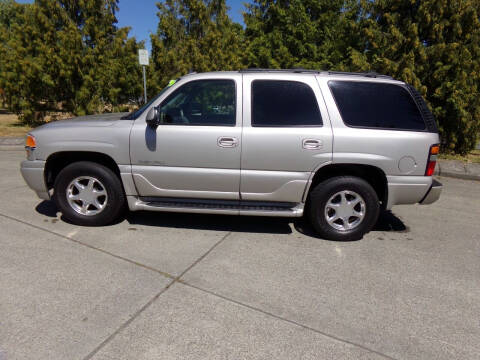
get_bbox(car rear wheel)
[53,161,125,226]
[308,176,380,241]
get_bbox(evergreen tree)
[0,0,31,112]
[351,0,480,154]
[243,0,361,70]
[2,0,479,154]
[99,28,145,109]
[0,0,143,123]
[150,0,244,91]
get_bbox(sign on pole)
[138,49,149,66]
[138,49,149,103]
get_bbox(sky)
[116,0,248,51]
[16,0,250,52]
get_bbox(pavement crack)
[82,283,175,360]
[176,231,231,281]
[5,211,392,358]
[82,231,231,359]
[1,211,233,359]
[180,282,398,360]
[0,212,175,280]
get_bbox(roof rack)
[323,71,393,79]
[239,68,393,79]
[239,68,320,74]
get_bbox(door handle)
[302,139,323,150]
[217,137,239,148]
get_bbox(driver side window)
[159,79,236,126]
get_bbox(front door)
[129,75,242,200]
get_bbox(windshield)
[121,80,177,120]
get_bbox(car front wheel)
[53,161,125,226]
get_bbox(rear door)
[241,73,333,203]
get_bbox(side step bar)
[126,196,304,217]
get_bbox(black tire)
[308,176,380,241]
[53,161,125,226]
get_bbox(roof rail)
[239,68,393,79]
[239,68,320,74]
[323,71,393,79]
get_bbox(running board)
[126,196,304,217]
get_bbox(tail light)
[425,144,439,176]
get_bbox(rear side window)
[251,80,322,127]
[328,81,426,130]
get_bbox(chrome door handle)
[302,139,323,150]
[217,137,238,148]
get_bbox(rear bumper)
[20,160,49,200]
[419,179,442,205]
[386,175,441,209]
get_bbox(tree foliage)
[0,0,143,123]
[243,0,363,70]
[1,0,479,153]
[150,0,244,92]
[241,0,480,154]
[347,0,480,154]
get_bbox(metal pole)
[142,65,147,104]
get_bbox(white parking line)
[335,246,343,257]
[67,229,78,238]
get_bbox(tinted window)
[122,84,172,119]
[252,80,322,127]
[328,81,425,130]
[160,80,235,126]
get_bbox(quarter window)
[328,81,426,130]
[251,80,322,127]
[160,80,236,126]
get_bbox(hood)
[34,112,130,131]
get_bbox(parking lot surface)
[0,150,479,360]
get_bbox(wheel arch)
[305,163,388,208]
[45,151,121,190]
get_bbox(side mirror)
[146,106,160,127]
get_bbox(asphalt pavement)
[0,150,479,360]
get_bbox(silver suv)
[20,69,442,241]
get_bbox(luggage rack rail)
[239,68,393,79]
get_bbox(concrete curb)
[0,145,24,151]
[0,137,24,145]
[0,137,24,151]
[0,136,479,181]
[435,160,480,181]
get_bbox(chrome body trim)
[126,196,304,217]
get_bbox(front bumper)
[20,160,49,200]
[420,179,443,205]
